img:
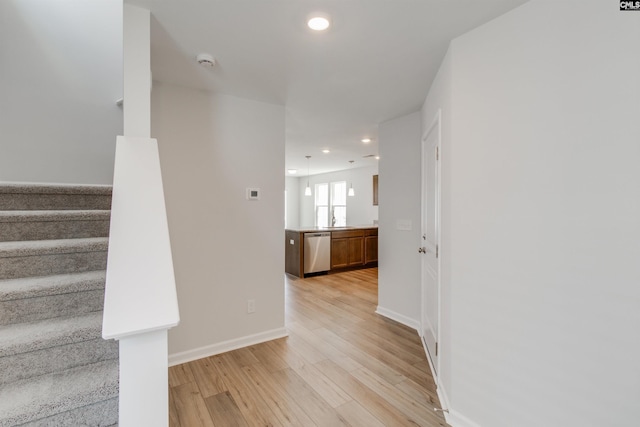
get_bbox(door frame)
[420,108,442,380]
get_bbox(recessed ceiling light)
[308,16,330,31]
[361,138,371,143]
[322,149,330,154]
[288,169,297,174]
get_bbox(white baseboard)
[375,306,420,331]
[419,334,481,427]
[447,408,483,427]
[168,327,289,366]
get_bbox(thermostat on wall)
[246,188,261,200]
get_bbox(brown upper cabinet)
[373,174,379,206]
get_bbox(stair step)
[0,311,118,384]
[0,237,108,279]
[0,359,119,427]
[0,334,118,385]
[18,398,118,427]
[0,312,104,358]
[0,183,112,211]
[0,271,106,301]
[0,183,117,425]
[0,210,110,241]
[0,271,106,325]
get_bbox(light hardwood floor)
[169,268,449,426]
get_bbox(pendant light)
[348,160,355,197]
[305,156,312,196]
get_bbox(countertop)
[285,225,378,233]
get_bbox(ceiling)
[129,0,528,176]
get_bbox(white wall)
[421,1,640,426]
[377,112,422,327]
[0,0,122,184]
[297,166,379,228]
[151,83,286,361]
[284,176,299,229]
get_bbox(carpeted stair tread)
[0,359,119,427]
[0,336,119,386]
[0,210,110,223]
[18,398,119,427]
[0,312,103,358]
[0,237,108,258]
[0,183,112,196]
[0,183,112,211]
[0,271,106,302]
[0,183,117,425]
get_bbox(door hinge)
[436,342,438,356]
[436,146,439,160]
[436,244,439,258]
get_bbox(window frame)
[314,181,347,227]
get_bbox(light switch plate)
[396,219,412,231]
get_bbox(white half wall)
[151,83,286,359]
[0,0,122,184]
[377,112,422,327]
[298,165,379,228]
[422,1,640,426]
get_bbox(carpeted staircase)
[0,183,119,427]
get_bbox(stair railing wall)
[103,135,180,426]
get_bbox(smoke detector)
[196,53,216,68]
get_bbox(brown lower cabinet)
[331,230,363,269]
[364,228,378,264]
[331,236,364,269]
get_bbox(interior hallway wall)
[377,111,422,327]
[0,0,122,184]
[285,176,300,229]
[423,1,640,426]
[151,82,286,362]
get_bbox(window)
[331,181,346,227]
[315,183,329,227]
[315,181,347,227]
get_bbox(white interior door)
[420,111,441,376]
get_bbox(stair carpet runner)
[0,184,118,426]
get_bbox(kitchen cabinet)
[331,229,364,269]
[373,175,379,206]
[364,228,378,264]
[285,230,303,277]
[285,226,378,277]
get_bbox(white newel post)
[102,5,180,427]
[119,330,169,426]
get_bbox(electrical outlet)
[247,299,256,314]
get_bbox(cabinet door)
[331,238,349,269]
[373,175,379,206]
[348,237,364,266]
[365,236,378,264]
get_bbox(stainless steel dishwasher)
[304,232,331,274]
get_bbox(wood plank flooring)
[169,268,449,426]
